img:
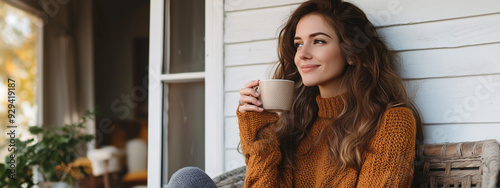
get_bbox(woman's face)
[294,13,346,93]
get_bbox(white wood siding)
[222,0,500,172]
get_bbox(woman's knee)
[171,167,206,179]
[168,167,217,188]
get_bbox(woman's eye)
[314,39,326,44]
[295,43,303,48]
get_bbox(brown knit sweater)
[236,95,416,187]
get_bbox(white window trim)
[204,0,225,178]
[160,72,205,83]
[148,0,224,186]
[148,0,165,187]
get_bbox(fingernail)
[257,101,261,105]
[254,92,259,96]
[258,108,263,111]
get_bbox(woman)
[237,0,421,187]
[168,0,421,187]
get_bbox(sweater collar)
[316,94,345,118]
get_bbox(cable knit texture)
[236,94,416,187]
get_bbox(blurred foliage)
[0,111,95,188]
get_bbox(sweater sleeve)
[236,106,289,187]
[356,107,416,188]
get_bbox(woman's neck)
[318,80,346,98]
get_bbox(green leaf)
[28,126,44,134]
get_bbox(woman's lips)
[300,64,320,73]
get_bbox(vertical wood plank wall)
[222,0,500,172]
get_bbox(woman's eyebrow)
[294,32,332,40]
[310,32,332,38]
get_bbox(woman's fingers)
[239,87,259,98]
[240,95,261,106]
[238,80,263,113]
[244,80,259,88]
[238,103,264,113]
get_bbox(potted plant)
[0,112,95,188]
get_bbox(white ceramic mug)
[258,79,294,111]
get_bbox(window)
[148,0,224,186]
[0,1,43,161]
[163,0,206,183]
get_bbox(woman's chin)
[302,81,318,87]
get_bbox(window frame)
[148,0,224,186]
[2,0,44,127]
[1,0,44,183]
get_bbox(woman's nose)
[297,45,312,60]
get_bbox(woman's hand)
[238,80,264,113]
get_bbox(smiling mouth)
[301,65,320,73]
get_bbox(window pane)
[0,2,41,161]
[163,82,205,181]
[164,0,205,74]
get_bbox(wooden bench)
[213,139,500,188]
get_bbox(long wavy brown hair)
[272,0,423,171]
